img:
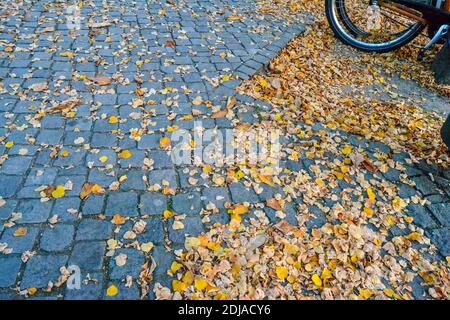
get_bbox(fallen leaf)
[51,185,65,199]
[267,198,283,211]
[14,227,27,237]
[106,285,119,297]
[164,40,176,49]
[118,150,132,159]
[276,266,288,281]
[160,137,171,149]
[112,214,127,225]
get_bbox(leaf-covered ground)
[0,0,449,300]
[158,0,450,300]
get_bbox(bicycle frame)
[382,0,450,27]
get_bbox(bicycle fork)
[418,24,450,61]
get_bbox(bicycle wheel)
[325,0,426,53]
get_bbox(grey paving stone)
[149,150,174,169]
[0,200,17,221]
[21,255,69,290]
[40,224,75,252]
[0,226,40,254]
[25,168,58,186]
[0,175,22,198]
[105,192,138,217]
[76,219,112,241]
[64,272,104,300]
[428,228,450,257]
[201,187,230,210]
[407,205,438,229]
[0,256,22,288]
[147,169,178,188]
[1,156,33,175]
[427,203,450,227]
[229,182,260,203]
[168,216,205,244]
[138,218,164,244]
[109,248,145,280]
[51,197,81,223]
[119,170,146,191]
[152,245,175,278]
[397,184,418,198]
[140,193,167,216]
[35,129,64,145]
[17,199,53,223]
[412,176,439,196]
[81,195,105,216]
[69,241,106,271]
[172,192,202,215]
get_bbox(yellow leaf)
[404,216,414,223]
[160,137,172,149]
[112,214,126,225]
[206,242,221,252]
[167,125,178,133]
[364,207,374,217]
[384,288,396,298]
[385,215,396,226]
[202,165,212,173]
[107,239,119,250]
[141,242,154,253]
[213,293,228,300]
[392,197,407,213]
[119,175,128,183]
[359,289,373,300]
[172,280,186,293]
[163,210,175,219]
[259,79,268,88]
[367,188,376,201]
[170,261,183,273]
[315,178,325,188]
[106,285,119,297]
[27,288,37,295]
[311,274,322,287]
[405,232,421,242]
[118,150,132,159]
[230,204,248,215]
[108,116,119,124]
[276,266,288,281]
[234,170,244,180]
[341,145,352,156]
[14,227,27,237]
[284,243,298,255]
[99,156,109,163]
[194,278,208,291]
[259,174,275,187]
[60,150,70,157]
[182,271,194,286]
[321,268,332,281]
[91,184,105,195]
[51,185,65,199]
[5,141,14,148]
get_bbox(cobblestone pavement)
[0,0,449,300]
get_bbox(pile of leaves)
[239,0,450,167]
